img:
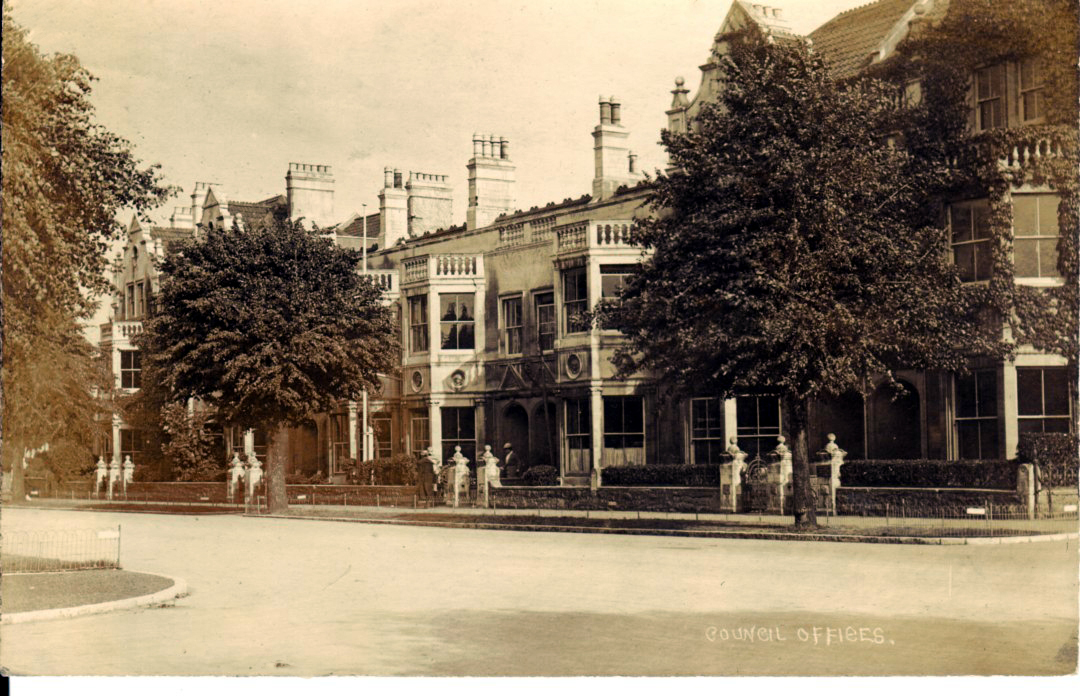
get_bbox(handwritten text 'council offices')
[705,625,894,646]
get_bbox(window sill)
[1014,277,1064,288]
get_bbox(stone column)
[1002,361,1019,460]
[773,436,792,514]
[723,436,746,512]
[347,401,359,461]
[823,433,846,515]
[243,429,256,457]
[1018,463,1036,520]
[429,398,443,462]
[589,386,603,485]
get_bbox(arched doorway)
[530,401,558,473]
[501,403,529,476]
[869,380,921,459]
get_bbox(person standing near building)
[503,442,520,478]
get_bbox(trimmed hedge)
[840,460,1016,489]
[522,466,559,486]
[601,464,719,487]
[1018,433,1079,488]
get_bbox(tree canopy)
[1,12,172,490]
[141,215,399,511]
[603,31,1005,526]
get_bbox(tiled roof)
[338,212,380,238]
[809,0,917,79]
[227,194,286,224]
[732,1,800,41]
[149,226,195,254]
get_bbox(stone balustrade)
[362,269,398,293]
[401,254,483,285]
[556,222,589,251]
[530,216,556,241]
[557,220,635,253]
[498,222,526,248]
[101,320,143,343]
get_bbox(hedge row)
[840,460,1016,489]
[1017,433,1079,488]
[601,464,719,487]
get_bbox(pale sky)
[10,0,871,329]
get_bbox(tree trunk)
[266,426,289,514]
[786,396,817,528]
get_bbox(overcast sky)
[13,0,872,228]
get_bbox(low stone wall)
[1036,487,1079,515]
[50,481,420,507]
[491,486,724,513]
[285,484,417,506]
[837,487,1022,516]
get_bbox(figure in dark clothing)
[416,449,437,500]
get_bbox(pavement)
[1,506,1076,676]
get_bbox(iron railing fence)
[818,503,1079,538]
[2,526,121,573]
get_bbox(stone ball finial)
[675,76,685,87]
[729,435,738,444]
[776,436,786,445]
[827,433,836,443]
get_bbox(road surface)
[1,507,1076,675]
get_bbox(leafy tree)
[142,217,399,512]
[1,13,172,495]
[603,31,1005,527]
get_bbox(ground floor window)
[441,407,475,466]
[410,410,430,457]
[565,398,591,475]
[691,397,726,465]
[602,396,644,467]
[372,413,393,460]
[1017,367,1073,434]
[736,396,781,460]
[119,429,145,464]
[229,426,267,463]
[330,413,349,470]
[955,369,998,459]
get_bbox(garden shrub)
[353,454,419,486]
[840,459,1016,489]
[522,465,559,486]
[1018,433,1079,488]
[601,464,719,487]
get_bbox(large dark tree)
[604,31,1005,526]
[2,13,172,495]
[142,216,399,513]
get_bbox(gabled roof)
[809,0,925,79]
[227,194,286,226]
[728,1,799,42]
[337,211,380,239]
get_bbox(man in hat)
[502,442,520,479]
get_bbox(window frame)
[1017,367,1074,435]
[602,396,645,468]
[409,410,430,457]
[534,290,556,352]
[120,350,141,389]
[565,397,592,474]
[1013,193,1061,280]
[954,369,999,460]
[439,292,476,351]
[973,63,1006,132]
[949,199,994,283]
[1019,57,1045,124]
[440,406,476,466]
[691,397,726,466]
[736,395,782,460]
[408,295,429,354]
[562,267,589,334]
[501,294,523,355]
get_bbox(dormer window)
[974,64,1005,131]
[1019,57,1045,123]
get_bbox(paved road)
[1,507,1076,676]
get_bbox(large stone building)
[98,0,1076,483]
